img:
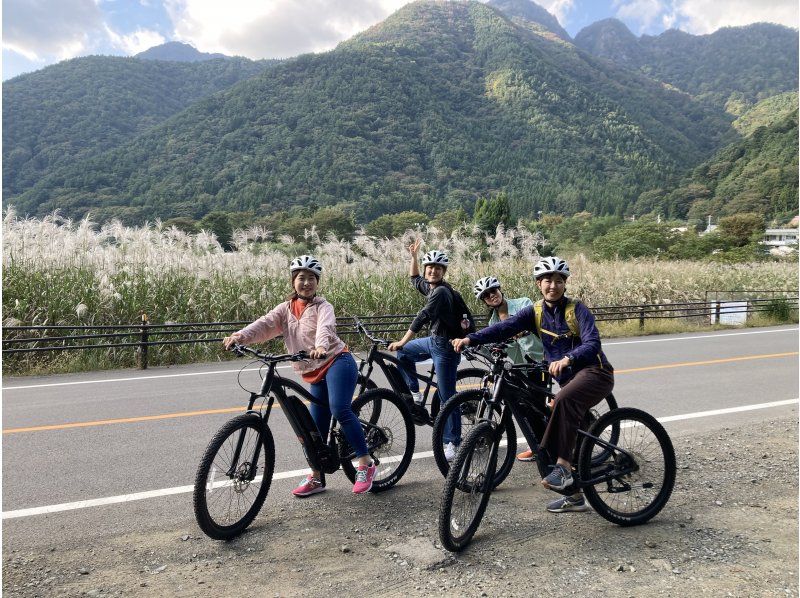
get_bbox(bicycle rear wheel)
[193,413,275,540]
[578,407,676,527]
[341,389,415,491]
[432,389,515,489]
[438,421,498,552]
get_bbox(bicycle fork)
[227,422,264,483]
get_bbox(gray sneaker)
[547,493,589,513]
[541,464,573,490]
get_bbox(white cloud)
[163,0,412,59]
[105,25,166,55]
[672,0,799,34]
[2,0,103,60]
[540,0,577,24]
[614,0,667,33]
[661,10,678,29]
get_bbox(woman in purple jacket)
[452,257,614,513]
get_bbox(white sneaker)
[444,442,457,462]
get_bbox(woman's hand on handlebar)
[223,334,242,350]
[308,346,328,360]
[548,356,571,378]
[389,330,415,352]
[451,337,471,353]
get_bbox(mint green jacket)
[487,297,544,363]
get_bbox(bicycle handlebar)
[353,318,391,347]
[231,344,309,363]
[466,342,549,371]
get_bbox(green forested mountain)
[631,104,798,222]
[9,0,734,224]
[2,55,271,196]
[486,0,571,41]
[135,42,230,62]
[732,91,798,136]
[574,19,798,111]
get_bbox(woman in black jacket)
[388,239,462,462]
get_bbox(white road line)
[2,398,797,521]
[655,399,798,422]
[0,365,293,391]
[3,328,795,391]
[604,327,797,346]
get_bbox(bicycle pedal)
[411,404,431,425]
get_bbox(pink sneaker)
[292,475,326,497]
[352,463,377,494]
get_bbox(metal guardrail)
[2,296,797,369]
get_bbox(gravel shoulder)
[3,413,798,597]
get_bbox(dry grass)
[3,210,797,374]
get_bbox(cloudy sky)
[3,0,798,80]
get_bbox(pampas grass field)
[3,210,797,374]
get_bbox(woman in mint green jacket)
[473,276,544,462]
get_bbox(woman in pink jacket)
[223,255,375,496]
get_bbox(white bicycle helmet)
[474,276,501,299]
[533,256,570,280]
[290,255,323,278]
[421,250,450,267]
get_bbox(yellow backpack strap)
[535,298,579,339]
[533,300,544,337]
[564,299,580,337]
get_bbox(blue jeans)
[397,335,462,445]
[308,352,368,458]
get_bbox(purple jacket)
[467,296,612,385]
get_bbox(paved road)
[2,325,797,550]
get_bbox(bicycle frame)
[356,340,440,402]
[472,350,636,493]
[234,352,343,477]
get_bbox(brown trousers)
[540,365,615,462]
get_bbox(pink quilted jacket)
[232,296,346,374]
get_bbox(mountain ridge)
[135,41,230,62]
[573,19,798,110]
[9,0,733,224]
[5,0,795,227]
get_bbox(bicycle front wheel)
[193,413,275,540]
[341,389,415,491]
[455,367,487,393]
[432,389,515,489]
[438,421,498,552]
[578,407,676,527]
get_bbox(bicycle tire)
[340,388,415,492]
[438,421,498,552]
[355,373,378,396]
[578,407,676,527]
[430,366,487,406]
[454,367,488,394]
[354,374,381,424]
[431,389,516,489]
[193,413,275,540]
